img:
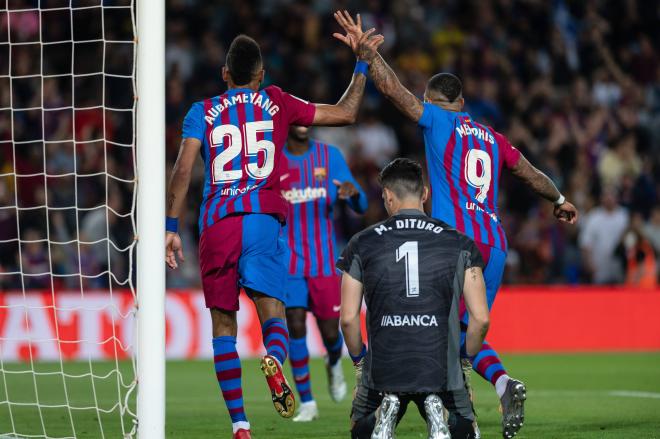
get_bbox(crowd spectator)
[579,188,630,284]
[1,0,659,289]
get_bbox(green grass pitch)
[1,353,659,438]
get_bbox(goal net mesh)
[0,0,138,437]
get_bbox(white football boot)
[292,400,319,422]
[325,356,347,402]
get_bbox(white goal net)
[0,0,140,437]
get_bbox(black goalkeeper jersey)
[336,209,484,393]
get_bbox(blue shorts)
[460,244,506,325]
[483,246,507,309]
[199,213,286,310]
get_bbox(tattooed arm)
[333,10,423,122]
[312,73,368,126]
[511,155,579,224]
[368,53,424,122]
[462,266,489,357]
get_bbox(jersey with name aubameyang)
[280,140,367,278]
[182,86,316,233]
[418,103,521,250]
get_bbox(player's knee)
[252,290,285,319]
[285,308,307,338]
[210,308,237,337]
[350,414,375,439]
[317,318,340,344]
[448,413,477,438]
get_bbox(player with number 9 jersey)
[334,13,577,434]
[418,103,520,254]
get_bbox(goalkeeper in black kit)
[337,158,490,439]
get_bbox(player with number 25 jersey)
[184,86,315,233]
[165,30,383,438]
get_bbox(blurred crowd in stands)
[0,0,135,290]
[1,0,659,290]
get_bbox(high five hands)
[333,10,384,62]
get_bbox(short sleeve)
[417,102,437,129]
[281,91,316,126]
[418,102,457,134]
[493,130,521,169]
[336,235,363,282]
[459,235,485,270]
[182,102,205,141]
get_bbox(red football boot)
[260,355,295,418]
[232,428,251,439]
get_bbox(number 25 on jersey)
[211,120,275,184]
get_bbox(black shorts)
[351,384,474,422]
[350,384,475,438]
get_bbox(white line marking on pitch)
[525,390,660,399]
[608,390,660,399]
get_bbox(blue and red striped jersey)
[182,86,316,233]
[280,140,367,278]
[418,103,521,251]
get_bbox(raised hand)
[333,10,384,62]
[333,10,363,52]
[356,32,385,63]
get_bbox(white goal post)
[136,0,166,437]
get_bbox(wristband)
[354,60,369,76]
[350,344,367,364]
[554,194,566,206]
[166,216,179,233]
[460,343,476,362]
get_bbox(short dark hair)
[426,72,462,102]
[226,35,262,86]
[379,158,425,199]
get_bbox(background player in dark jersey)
[281,126,367,421]
[164,29,383,439]
[338,158,490,439]
[335,12,579,438]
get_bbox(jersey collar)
[394,208,427,217]
[284,140,314,160]
[226,87,256,95]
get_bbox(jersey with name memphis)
[418,103,521,250]
[280,140,367,278]
[337,210,485,393]
[182,86,316,233]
